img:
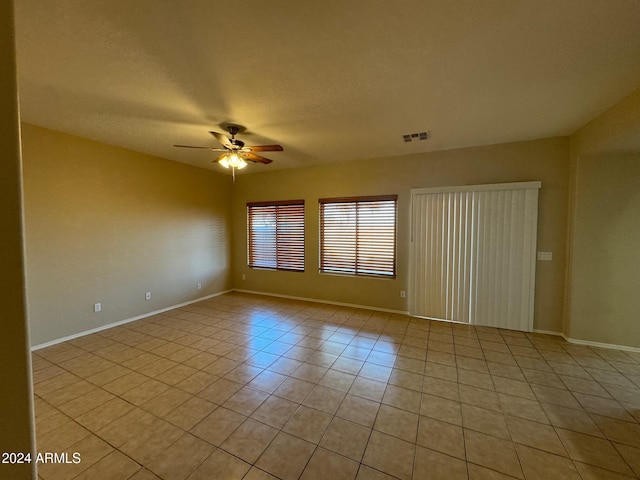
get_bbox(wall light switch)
[145,291,151,300]
[537,251,553,261]
[197,282,202,290]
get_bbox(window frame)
[319,194,398,278]
[247,199,305,272]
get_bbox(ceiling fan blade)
[245,152,273,164]
[244,144,283,153]
[174,144,227,151]
[210,131,232,147]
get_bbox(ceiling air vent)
[402,131,428,142]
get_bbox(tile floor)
[32,292,640,479]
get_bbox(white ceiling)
[14,1,640,174]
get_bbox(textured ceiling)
[14,0,640,174]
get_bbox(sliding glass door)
[409,182,540,332]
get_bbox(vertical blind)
[410,182,540,332]
[247,200,304,271]
[319,195,397,277]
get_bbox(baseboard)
[560,334,640,353]
[233,289,409,316]
[31,290,233,351]
[533,329,563,337]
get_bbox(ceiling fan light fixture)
[219,152,247,169]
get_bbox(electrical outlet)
[94,302,101,313]
[197,282,202,290]
[145,291,151,300]
[537,251,553,261]
[400,291,406,298]
[242,274,246,281]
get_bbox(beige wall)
[567,88,640,348]
[0,1,36,478]
[233,137,570,333]
[22,124,233,346]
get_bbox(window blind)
[247,200,304,272]
[319,195,397,277]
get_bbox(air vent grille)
[402,131,428,142]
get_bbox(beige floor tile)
[72,450,141,480]
[319,369,357,391]
[190,406,246,446]
[531,384,581,409]
[283,405,332,443]
[381,384,421,413]
[541,402,604,437]
[147,433,215,480]
[467,463,521,479]
[516,444,581,480]
[129,468,162,480]
[464,430,524,479]
[302,384,346,414]
[222,386,270,416]
[273,376,315,403]
[155,364,198,385]
[164,396,217,430]
[362,431,415,480]
[462,404,510,439]
[492,376,536,400]
[300,447,360,480]
[573,462,638,480]
[373,404,419,442]
[37,433,113,480]
[614,443,640,477]
[421,392,463,425]
[250,395,299,429]
[118,416,184,465]
[75,396,135,432]
[187,449,251,480]
[506,416,567,456]
[336,394,381,427]
[243,467,279,480]
[417,415,465,459]
[221,419,279,463]
[255,431,315,480]
[142,387,192,418]
[31,295,640,480]
[37,418,92,453]
[349,376,388,402]
[320,417,371,461]
[414,446,468,480]
[498,393,549,424]
[121,378,170,406]
[556,428,634,475]
[591,414,640,448]
[198,377,244,404]
[458,368,494,390]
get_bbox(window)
[319,195,397,277]
[247,200,305,271]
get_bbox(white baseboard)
[560,334,640,353]
[31,290,232,351]
[233,289,409,316]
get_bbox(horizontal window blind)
[247,200,304,272]
[320,195,397,277]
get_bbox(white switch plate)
[94,302,101,312]
[537,251,553,261]
[197,282,202,290]
[145,291,151,300]
[400,290,406,298]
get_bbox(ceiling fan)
[174,125,283,177]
